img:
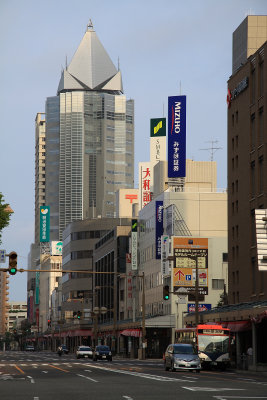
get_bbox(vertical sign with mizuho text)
[40,206,50,242]
[168,95,186,178]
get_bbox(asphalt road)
[1,351,267,400]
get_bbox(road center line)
[14,365,25,374]
[48,364,69,373]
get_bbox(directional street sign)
[0,250,6,263]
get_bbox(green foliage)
[0,192,12,244]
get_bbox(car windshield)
[173,345,196,355]
[79,347,91,351]
[96,346,110,351]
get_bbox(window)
[251,257,256,294]
[251,161,255,197]
[222,253,228,262]
[251,68,255,104]
[259,61,264,97]
[259,108,264,144]
[212,279,224,290]
[251,114,255,149]
[259,156,264,194]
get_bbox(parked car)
[25,345,35,351]
[164,343,201,373]
[60,345,69,354]
[76,346,93,359]
[93,345,112,361]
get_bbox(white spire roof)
[57,21,123,94]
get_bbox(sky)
[0,0,266,302]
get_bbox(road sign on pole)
[0,250,6,263]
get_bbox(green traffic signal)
[163,285,169,300]
[8,251,17,275]
[77,311,81,319]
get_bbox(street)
[0,351,267,400]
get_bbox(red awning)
[59,329,93,337]
[222,320,251,332]
[120,329,142,337]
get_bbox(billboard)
[150,118,167,164]
[172,237,208,295]
[50,241,63,256]
[40,206,50,242]
[168,95,186,178]
[155,201,164,259]
[131,219,138,270]
[139,162,152,209]
[187,303,211,313]
[161,235,171,276]
[150,118,166,137]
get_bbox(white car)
[76,346,93,359]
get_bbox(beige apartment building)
[7,301,27,332]
[0,272,9,335]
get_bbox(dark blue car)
[93,345,112,361]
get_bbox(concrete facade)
[228,41,267,304]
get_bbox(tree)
[0,192,12,244]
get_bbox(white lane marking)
[182,375,198,379]
[214,397,267,400]
[34,397,39,400]
[123,396,134,400]
[42,371,48,374]
[27,375,35,384]
[87,364,195,382]
[77,374,98,382]
[84,369,92,373]
[183,387,245,392]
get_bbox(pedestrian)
[57,345,63,357]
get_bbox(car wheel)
[171,362,176,372]
[195,369,200,373]
[164,362,170,371]
[77,355,80,359]
[109,357,112,362]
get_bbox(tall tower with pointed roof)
[44,22,134,241]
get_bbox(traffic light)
[47,319,51,327]
[163,285,169,300]
[8,251,17,275]
[77,311,81,319]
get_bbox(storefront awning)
[222,320,251,332]
[120,329,142,337]
[58,329,93,337]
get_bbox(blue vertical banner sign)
[40,206,50,242]
[155,201,164,259]
[168,95,186,178]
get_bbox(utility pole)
[195,256,199,326]
[141,272,146,359]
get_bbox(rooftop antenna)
[65,55,68,70]
[87,19,94,30]
[199,140,222,161]
[245,8,255,17]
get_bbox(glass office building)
[44,22,134,240]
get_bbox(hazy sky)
[0,0,266,301]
